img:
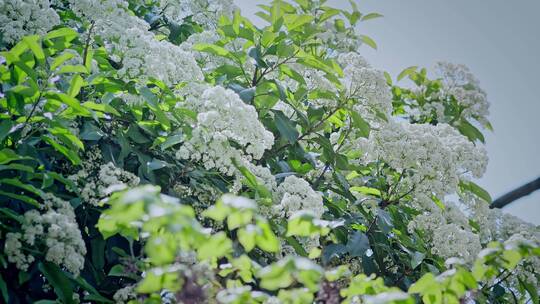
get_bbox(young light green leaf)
[361,12,384,22]
[360,35,377,50]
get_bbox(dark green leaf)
[0,120,14,142]
[274,110,298,144]
[0,274,8,303]
[39,262,75,304]
[346,232,370,258]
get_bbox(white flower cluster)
[4,193,86,275]
[176,86,274,176]
[338,52,393,120]
[470,205,540,292]
[367,120,488,198]
[469,199,540,245]
[272,176,324,219]
[68,0,203,86]
[263,176,326,256]
[503,233,540,290]
[180,30,224,72]
[317,21,362,53]
[159,0,236,29]
[302,66,339,108]
[435,62,490,125]
[408,199,481,264]
[0,0,60,46]
[115,27,204,85]
[69,158,140,206]
[113,285,137,304]
[431,223,481,264]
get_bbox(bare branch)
[490,176,540,209]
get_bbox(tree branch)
[490,176,540,209]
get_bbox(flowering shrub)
[0,0,538,303]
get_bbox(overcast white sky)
[234,0,540,224]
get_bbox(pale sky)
[234,0,540,224]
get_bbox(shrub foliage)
[0,0,538,303]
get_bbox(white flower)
[273,176,324,219]
[4,194,86,275]
[0,0,60,46]
[159,0,236,29]
[69,158,140,206]
[317,20,363,53]
[176,86,274,176]
[113,285,137,304]
[67,0,203,86]
[338,52,393,120]
[435,62,490,125]
[367,120,487,198]
[431,223,481,264]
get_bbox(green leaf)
[410,251,425,269]
[0,163,34,173]
[288,212,335,238]
[42,135,82,165]
[73,276,114,303]
[232,9,241,34]
[147,159,168,171]
[161,134,183,150]
[283,14,313,31]
[274,110,299,144]
[48,126,84,150]
[459,180,492,203]
[80,121,104,140]
[51,52,76,70]
[57,64,89,74]
[279,65,306,85]
[140,87,170,130]
[409,273,439,294]
[194,43,233,59]
[82,101,120,116]
[431,195,445,210]
[458,119,485,143]
[361,13,384,22]
[198,232,232,260]
[261,30,276,47]
[350,186,381,197]
[44,91,91,116]
[0,190,39,207]
[238,227,256,252]
[346,232,370,258]
[248,47,267,68]
[239,87,256,103]
[39,262,75,304]
[0,178,44,198]
[519,278,539,304]
[45,27,78,42]
[233,161,272,200]
[397,66,418,81]
[258,262,294,290]
[22,35,45,64]
[350,111,370,138]
[108,265,128,277]
[0,274,8,303]
[9,84,37,97]
[360,35,377,50]
[322,244,347,265]
[255,220,280,252]
[68,74,84,97]
[0,148,32,164]
[0,120,14,142]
